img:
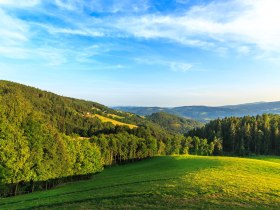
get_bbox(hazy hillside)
[146,112,203,133]
[114,102,280,122]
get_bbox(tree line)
[188,114,280,156]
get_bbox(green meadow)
[1,155,280,210]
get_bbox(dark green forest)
[146,112,203,134]
[0,81,217,197]
[188,114,280,156]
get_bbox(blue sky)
[0,0,280,106]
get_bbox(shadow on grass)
[0,177,178,207]
[1,156,223,209]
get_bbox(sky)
[0,0,280,107]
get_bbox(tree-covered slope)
[1,155,279,210]
[146,112,203,133]
[0,80,219,197]
[0,80,191,137]
[0,80,166,196]
[0,80,143,137]
[188,114,280,156]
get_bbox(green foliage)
[1,80,208,196]
[188,114,280,156]
[146,112,203,133]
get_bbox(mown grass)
[1,156,279,209]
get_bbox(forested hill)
[146,112,203,133]
[0,81,143,134]
[0,80,201,136]
[188,114,280,156]
[0,80,212,197]
[0,80,141,137]
[114,102,280,122]
[0,80,160,195]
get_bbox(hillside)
[146,112,203,133]
[188,114,280,156]
[1,155,279,209]
[0,80,183,196]
[114,101,280,122]
[0,80,171,136]
[0,80,216,197]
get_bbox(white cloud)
[1,0,279,64]
[97,0,150,13]
[0,46,29,59]
[110,0,280,56]
[170,62,192,72]
[0,0,40,7]
[0,9,29,45]
[237,46,250,56]
[36,48,68,66]
[0,9,30,60]
[40,24,105,37]
[135,57,193,72]
[54,0,82,11]
[53,0,150,13]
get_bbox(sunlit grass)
[249,155,280,164]
[107,114,125,119]
[1,156,279,209]
[91,114,137,129]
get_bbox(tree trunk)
[14,183,19,196]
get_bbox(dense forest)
[146,112,203,134]
[188,114,280,156]
[0,81,217,197]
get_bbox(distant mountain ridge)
[113,101,280,122]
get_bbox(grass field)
[106,114,125,119]
[91,114,137,129]
[1,156,280,209]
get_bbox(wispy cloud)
[53,0,150,13]
[1,0,280,65]
[36,23,105,37]
[109,0,280,56]
[135,57,193,72]
[169,62,192,72]
[0,0,40,7]
[0,9,29,45]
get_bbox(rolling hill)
[0,80,201,135]
[146,112,203,133]
[1,155,279,209]
[0,80,205,197]
[114,101,280,122]
[1,80,279,209]
[0,81,162,196]
[0,80,163,136]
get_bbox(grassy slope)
[1,156,280,210]
[92,114,137,129]
[249,156,280,164]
